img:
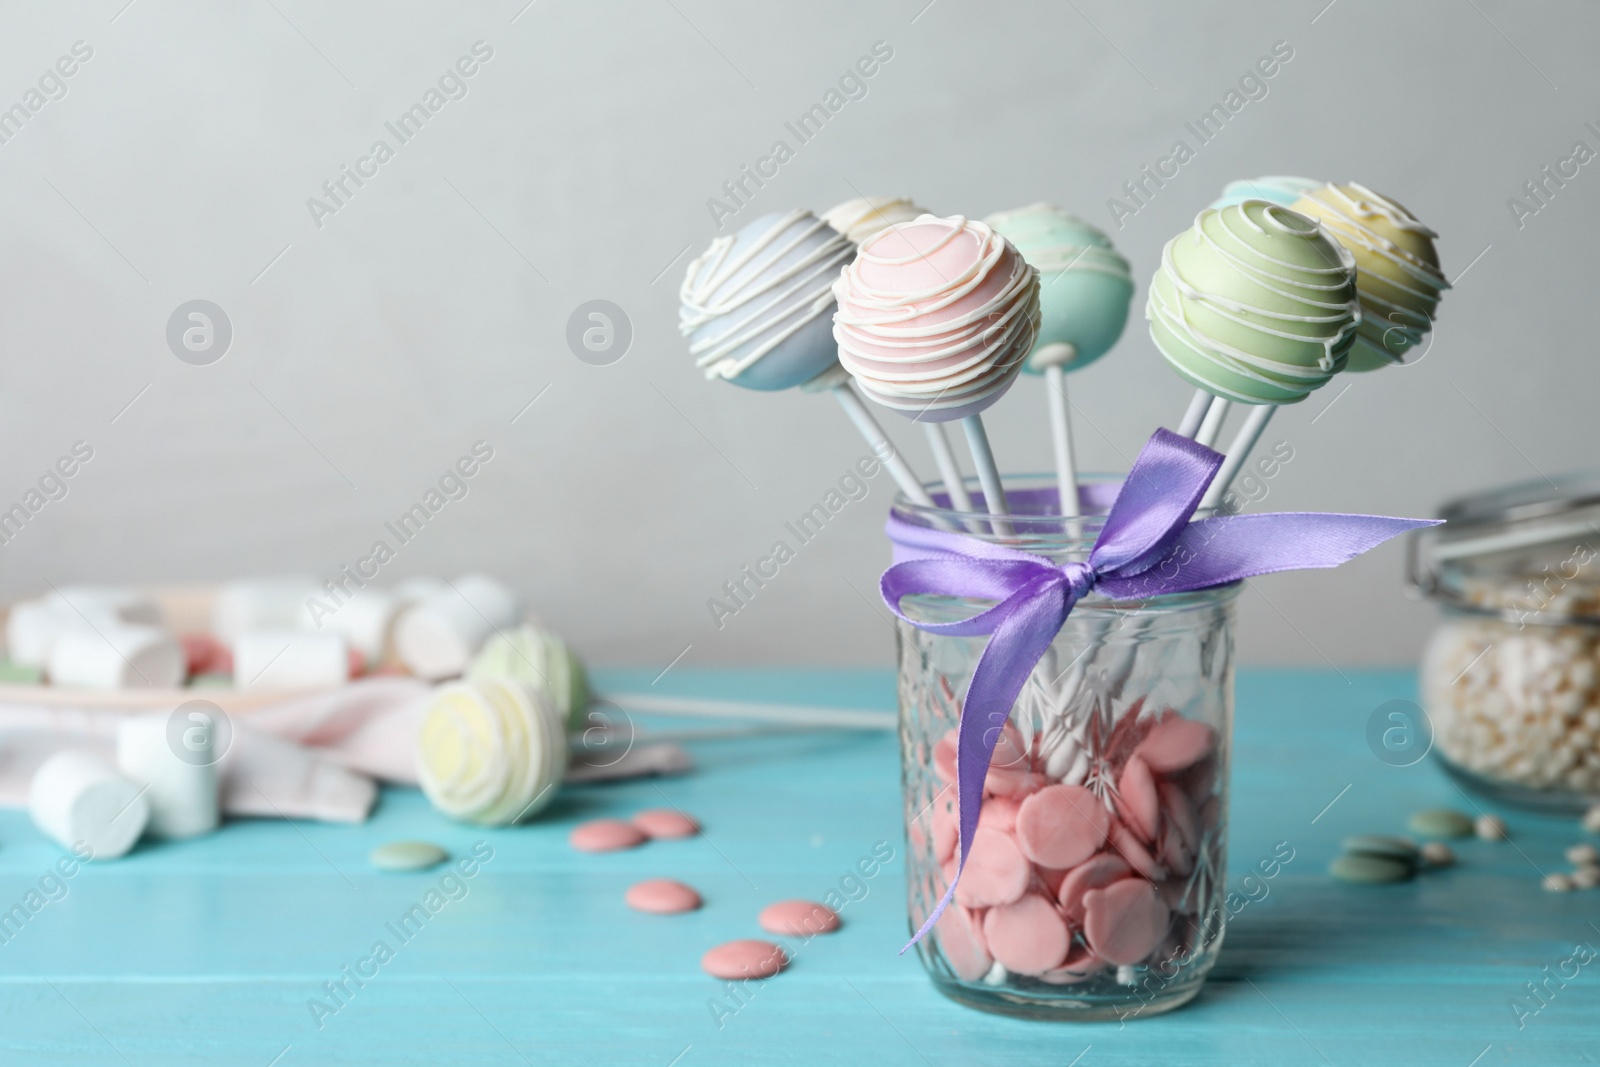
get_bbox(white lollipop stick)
[1035,343,1081,517]
[1175,389,1213,439]
[1195,397,1231,449]
[921,422,974,512]
[1202,404,1276,510]
[961,415,1011,535]
[830,382,934,508]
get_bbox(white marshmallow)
[393,576,450,605]
[6,599,100,668]
[300,588,396,662]
[116,713,220,839]
[28,750,149,859]
[212,577,321,642]
[234,629,350,690]
[393,574,521,681]
[47,586,162,626]
[48,624,185,689]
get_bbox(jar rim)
[889,471,1240,609]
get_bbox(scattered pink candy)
[1015,784,1109,869]
[983,893,1069,976]
[702,939,787,980]
[759,899,841,937]
[569,819,647,853]
[631,809,700,839]
[1083,878,1171,966]
[625,879,702,914]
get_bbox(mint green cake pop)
[985,203,1133,374]
[1210,176,1323,211]
[1147,200,1360,405]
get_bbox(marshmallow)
[394,574,521,681]
[212,577,321,642]
[234,630,350,690]
[47,586,162,627]
[48,624,185,689]
[116,712,220,839]
[28,750,149,859]
[6,599,99,668]
[393,576,450,605]
[301,588,397,662]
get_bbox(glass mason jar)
[894,475,1238,1021]
[1413,475,1600,812]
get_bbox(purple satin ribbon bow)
[882,428,1439,951]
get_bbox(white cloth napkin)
[0,678,690,824]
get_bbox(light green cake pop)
[985,203,1134,373]
[467,623,589,731]
[1210,176,1323,211]
[1147,200,1360,405]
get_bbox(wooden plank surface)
[0,668,1592,1065]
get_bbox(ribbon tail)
[902,574,1068,953]
[1099,513,1443,599]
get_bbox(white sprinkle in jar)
[1413,476,1600,812]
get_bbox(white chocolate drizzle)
[833,215,1040,416]
[679,210,853,382]
[1293,182,1449,363]
[1146,200,1361,403]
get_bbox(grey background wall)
[0,0,1591,672]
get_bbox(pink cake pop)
[834,216,1040,521]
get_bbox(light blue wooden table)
[0,668,1594,1065]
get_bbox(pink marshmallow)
[1015,784,1109,869]
[1082,878,1171,966]
[982,893,1069,976]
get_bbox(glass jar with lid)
[1412,474,1600,811]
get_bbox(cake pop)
[1173,177,1324,445]
[986,204,1134,516]
[681,210,935,507]
[823,196,928,245]
[1147,198,1359,509]
[834,215,1040,523]
[1209,175,1323,211]
[824,196,976,512]
[1288,183,1449,372]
